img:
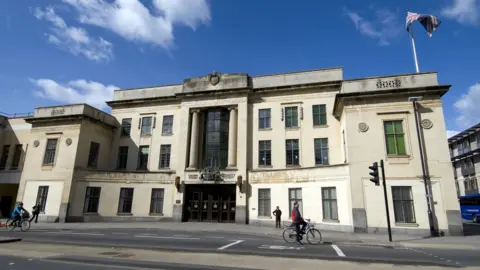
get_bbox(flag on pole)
[406,11,441,37]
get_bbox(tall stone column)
[188,109,200,169]
[227,107,237,168]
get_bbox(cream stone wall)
[22,180,64,218]
[0,118,32,183]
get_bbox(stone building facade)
[6,67,462,235]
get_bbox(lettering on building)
[376,79,401,89]
[51,108,65,116]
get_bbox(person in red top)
[292,201,307,243]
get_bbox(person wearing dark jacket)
[30,204,40,223]
[272,206,282,228]
[292,201,307,243]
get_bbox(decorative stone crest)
[33,140,40,147]
[421,119,433,129]
[209,72,221,86]
[358,122,369,132]
[66,138,72,146]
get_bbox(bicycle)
[283,218,322,245]
[5,212,31,232]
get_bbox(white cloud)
[31,78,119,110]
[61,0,211,48]
[446,130,460,138]
[345,8,400,46]
[441,0,479,26]
[453,83,480,128]
[33,7,113,62]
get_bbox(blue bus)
[459,194,480,223]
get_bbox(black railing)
[0,112,34,118]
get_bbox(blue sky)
[0,0,479,136]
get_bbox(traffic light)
[369,162,380,186]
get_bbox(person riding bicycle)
[11,202,28,225]
[292,201,307,243]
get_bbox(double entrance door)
[185,184,236,223]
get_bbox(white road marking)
[46,232,104,236]
[218,240,244,250]
[258,245,304,250]
[138,233,158,236]
[9,262,14,265]
[331,245,346,257]
[134,235,200,240]
[173,234,189,237]
[206,236,224,239]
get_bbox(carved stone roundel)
[209,72,220,86]
[66,138,72,146]
[33,140,40,147]
[421,119,433,129]
[358,122,369,132]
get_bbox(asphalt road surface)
[0,227,478,267]
[0,254,259,270]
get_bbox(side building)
[448,124,480,197]
[14,67,462,235]
[0,112,32,218]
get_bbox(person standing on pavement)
[272,206,282,228]
[30,204,41,223]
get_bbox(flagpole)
[409,24,420,73]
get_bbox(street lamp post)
[409,96,439,237]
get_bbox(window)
[117,146,128,170]
[0,145,10,170]
[258,109,271,129]
[159,144,171,169]
[87,142,100,168]
[161,115,174,135]
[118,188,134,214]
[43,139,58,165]
[312,104,327,126]
[10,144,22,170]
[258,140,271,166]
[137,146,149,170]
[314,138,329,165]
[286,139,299,166]
[83,187,101,213]
[121,118,132,136]
[464,177,479,195]
[285,106,298,128]
[150,188,164,214]
[36,186,49,213]
[288,188,302,216]
[322,187,338,220]
[140,116,153,136]
[203,109,230,168]
[258,189,271,217]
[392,186,416,223]
[384,121,406,155]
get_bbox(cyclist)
[11,202,28,225]
[292,201,307,243]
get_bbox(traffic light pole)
[380,159,393,242]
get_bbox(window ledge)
[161,133,173,136]
[83,212,99,216]
[149,213,164,216]
[286,165,301,168]
[285,127,300,131]
[387,155,410,158]
[395,223,419,227]
[140,134,152,138]
[315,164,330,167]
[313,125,329,128]
[257,216,272,219]
[258,128,272,131]
[257,165,273,169]
[158,167,171,170]
[116,213,133,216]
[322,219,340,223]
[41,165,54,170]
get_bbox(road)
[0,227,478,267]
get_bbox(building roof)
[448,122,480,143]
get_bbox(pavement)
[1,226,479,267]
[0,242,478,270]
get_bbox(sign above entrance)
[187,168,235,182]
